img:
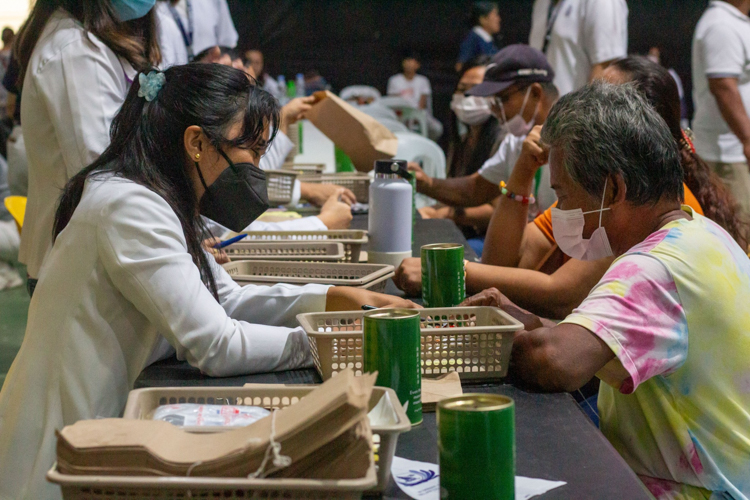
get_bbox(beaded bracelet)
[500,181,536,205]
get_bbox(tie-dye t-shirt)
[561,207,750,500]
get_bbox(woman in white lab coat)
[0,63,412,500]
[14,0,161,293]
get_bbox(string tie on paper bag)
[248,410,292,478]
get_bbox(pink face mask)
[550,178,614,261]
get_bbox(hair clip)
[138,71,166,102]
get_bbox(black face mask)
[196,149,270,232]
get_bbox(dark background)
[227,0,711,141]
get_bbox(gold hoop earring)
[194,153,201,161]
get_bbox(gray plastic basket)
[229,230,368,263]
[224,241,347,262]
[297,307,524,382]
[120,385,410,493]
[265,170,298,204]
[290,172,371,203]
[222,260,394,293]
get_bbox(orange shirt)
[534,183,704,244]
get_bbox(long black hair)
[53,63,280,298]
[611,56,748,247]
[447,55,501,178]
[15,0,160,86]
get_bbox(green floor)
[0,278,29,390]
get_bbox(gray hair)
[541,81,683,205]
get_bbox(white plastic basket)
[289,172,371,203]
[297,307,524,382]
[48,464,376,499]
[282,162,326,174]
[224,241,347,262]
[119,385,409,493]
[230,230,368,263]
[265,170,298,204]
[222,260,394,293]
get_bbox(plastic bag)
[151,403,270,427]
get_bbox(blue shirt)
[458,28,498,63]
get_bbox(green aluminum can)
[438,394,515,500]
[363,309,422,425]
[421,243,466,307]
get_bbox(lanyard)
[542,0,566,53]
[168,0,194,60]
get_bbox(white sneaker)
[0,261,23,290]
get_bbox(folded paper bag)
[305,91,398,172]
[56,369,375,478]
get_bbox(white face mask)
[496,86,539,137]
[550,178,614,261]
[451,94,492,126]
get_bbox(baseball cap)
[467,44,555,97]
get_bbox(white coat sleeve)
[260,131,294,171]
[37,38,125,178]
[97,183,325,376]
[203,215,328,239]
[214,0,239,48]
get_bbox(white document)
[391,456,566,500]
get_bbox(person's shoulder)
[29,10,116,76]
[83,175,174,223]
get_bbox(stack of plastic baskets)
[223,241,347,262]
[229,230,368,263]
[223,261,394,292]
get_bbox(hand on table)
[300,182,357,207]
[202,237,230,265]
[460,287,544,331]
[325,286,420,311]
[393,257,422,297]
[418,205,453,220]
[316,188,353,229]
[407,162,432,193]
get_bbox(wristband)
[500,181,536,205]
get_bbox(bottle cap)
[374,159,411,179]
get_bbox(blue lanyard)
[168,0,194,60]
[542,0,566,54]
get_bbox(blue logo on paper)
[396,469,439,486]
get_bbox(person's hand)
[300,182,357,206]
[393,257,422,297]
[280,96,315,134]
[459,287,543,331]
[202,237,230,265]
[407,161,432,193]
[316,188,353,229]
[515,125,548,177]
[326,286,421,311]
[418,205,453,220]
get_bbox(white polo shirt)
[477,134,556,215]
[692,1,750,164]
[529,0,628,96]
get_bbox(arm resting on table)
[420,173,500,208]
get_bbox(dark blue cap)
[467,44,555,97]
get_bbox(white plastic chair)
[394,132,446,209]
[356,102,399,121]
[378,96,429,137]
[339,85,382,104]
[377,117,410,133]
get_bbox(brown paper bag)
[421,372,463,412]
[305,91,398,172]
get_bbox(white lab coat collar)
[473,26,493,43]
[709,1,750,24]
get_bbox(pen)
[214,233,248,249]
[361,305,378,310]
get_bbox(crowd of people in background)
[0,0,750,499]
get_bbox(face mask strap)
[194,161,209,193]
[598,177,608,226]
